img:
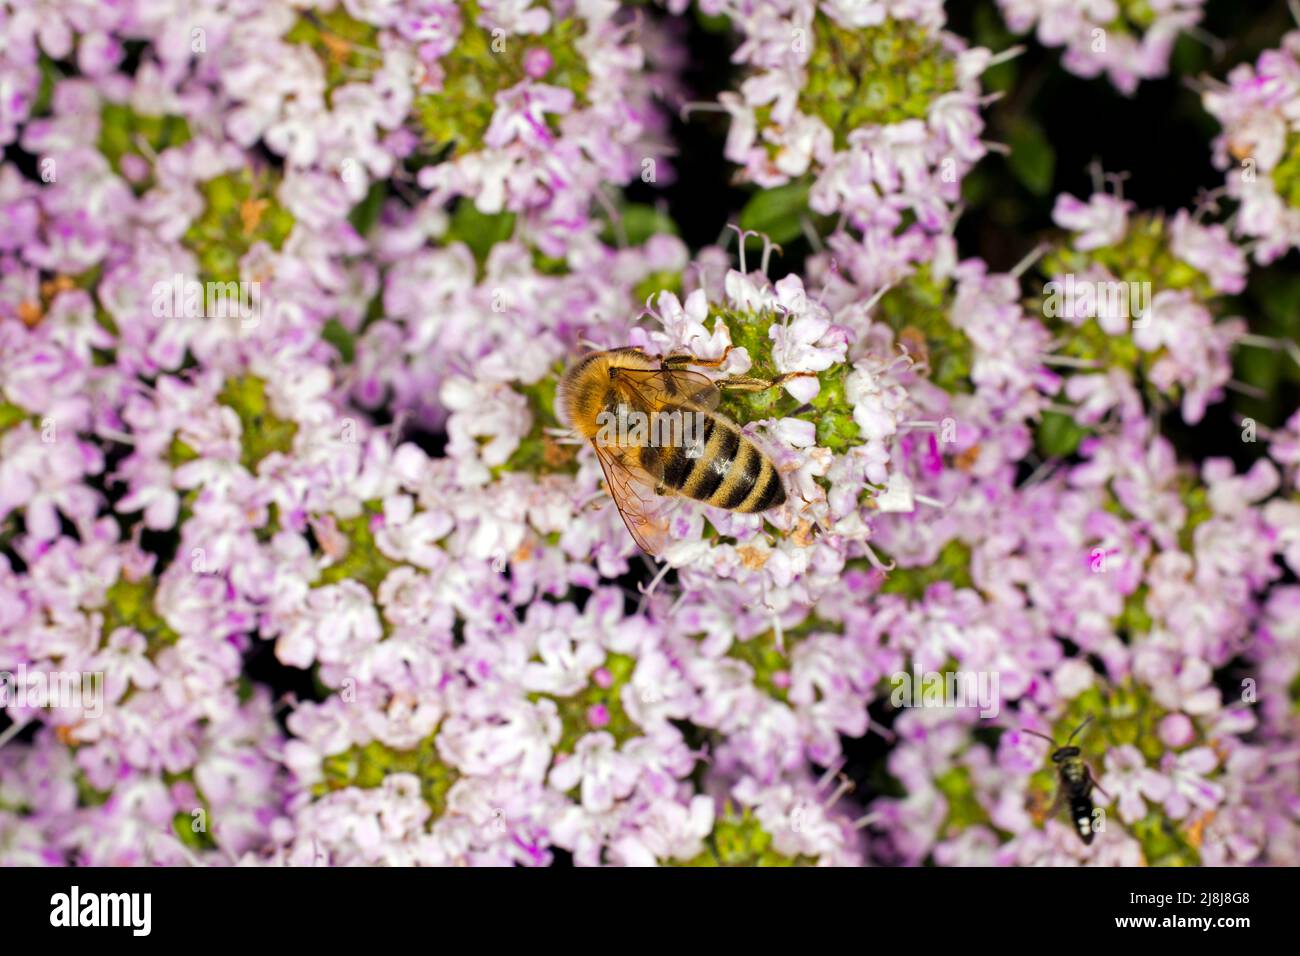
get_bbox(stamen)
[685,259,715,294]
[1039,354,1101,369]
[131,133,159,163]
[663,588,690,621]
[1042,402,1078,417]
[0,720,24,751]
[1181,75,1221,99]
[1227,379,1268,399]
[635,294,664,327]
[862,280,895,314]
[615,7,645,43]
[1238,333,1300,367]
[986,45,1026,68]
[760,235,783,275]
[817,758,846,791]
[1192,186,1227,220]
[859,540,895,572]
[594,188,627,249]
[1186,26,1227,59]
[637,560,673,613]
[1089,160,1105,195]
[727,223,762,274]
[867,717,896,742]
[387,409,409,449]
[1239,333,1286,349]
[390,177,422,205]
[800,216,825,252]
[883,349,916,373]
[1104,171,1130,202]
[823,775,854,808]
[96,427,137,445]
[1011,242,1051,279]
[1019,458,1057,489]
[944,202,966,238]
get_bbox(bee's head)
[1052,745,1080,762]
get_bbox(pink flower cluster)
[997,0,1205,95]
[1203,30,1300,264]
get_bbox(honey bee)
[557,347,807,556]
[1023,716,1112,845]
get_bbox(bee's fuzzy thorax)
[558,349,658,439]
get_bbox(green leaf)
[738,180,812,245]
[602,203,677,246]
[0,402,28,432]
[1006,120,1055,197]
[322,318,357,364]
[1036,410,1087,458]
[446,199,516,270]
[347,180,387,236]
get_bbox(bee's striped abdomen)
[650,410,785,513]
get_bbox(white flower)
[845,360,908,442]
[547,732,639,813]
[874,472,916,513]
[441,376,531,486]
[1052,192,1131,250]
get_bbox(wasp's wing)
[614,366,721,411]
[1045,786,1066,819]
[590,442,670,557]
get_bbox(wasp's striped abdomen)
[639,408,785,514]
[1069,793,1096,844]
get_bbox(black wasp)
[1022,716,1111,845]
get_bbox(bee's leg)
[1045,787,1065,819]
[662,345,734,369]
[717,371,818,393]
[659,348,818,393]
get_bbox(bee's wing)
[589,442,670,557]
[614,367,721,411]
